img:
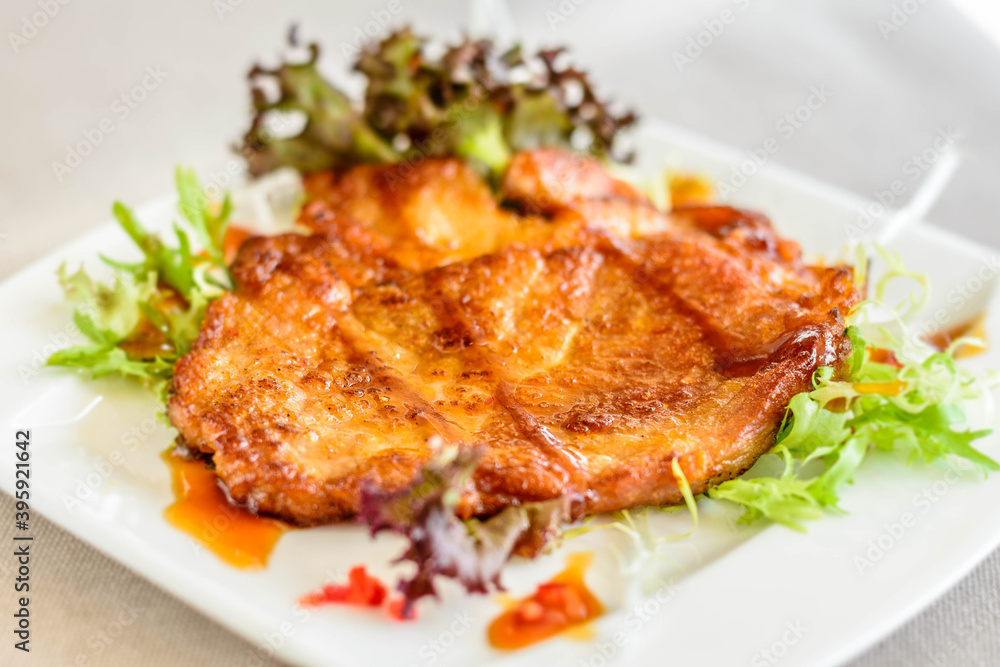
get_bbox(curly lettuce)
[242,28,636,181]
[47,168,232,401]
[359,444,571,618]
[709,321,997,531]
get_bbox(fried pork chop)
[298,149,674,271]
[168,150,861,525]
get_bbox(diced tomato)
[489,553,603,650]
[386,596,416,621]
[534,582,588,622]
[299,566,386,608]
[515,600,544,623]
[350,566,387,605]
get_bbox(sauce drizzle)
[925,314,988,359]
[488,552,603,651]
[162,450,289,570]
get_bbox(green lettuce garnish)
[242,29,636,181]
[709,322,997,531]
[709,247,996,531]
[47,168,232,401]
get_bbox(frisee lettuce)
[708,245,996,530]
[47,168,232,402]
[708,322,997,530]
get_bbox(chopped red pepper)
[489,552,603,650]
[299,566,386,608]
[534,582,588,622]
[386,596,417,621]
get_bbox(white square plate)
[2,119,998,667]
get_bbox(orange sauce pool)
[925,314,988,359]
[488,552,603,651]
[162,450,289,570]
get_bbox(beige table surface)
[3,0,1000,665]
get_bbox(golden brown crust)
[501,148,647,214]
[299,152,675,270]
[168,150,860,525]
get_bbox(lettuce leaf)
[47,168,232,402]
[359,445,571,618]
[242,29,636,181]
[708,448,824,531]
[709,324,997,527]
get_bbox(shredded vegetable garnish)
[708,271,997,530]
[669,459,699,540]
[47,168,232,402]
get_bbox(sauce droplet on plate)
[925,314,988,359]
[853,379,907,396]
[488,552,603,651]
[162,450,289,570]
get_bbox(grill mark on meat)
[168,150,863,526]
[494,382,583,492]
[335,314,463,443]
[417,264,589,496]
